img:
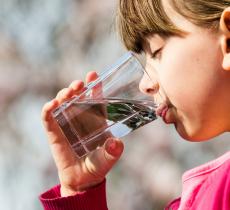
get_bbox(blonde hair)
[116,0,230,53]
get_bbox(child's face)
[139,2,230,141]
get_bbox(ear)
[220,7,230,71]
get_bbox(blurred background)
[0,0,229,209]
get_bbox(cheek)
[159,36,221,111]
[160,55,201,114]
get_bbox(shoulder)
[192,156,230,210]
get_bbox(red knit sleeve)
[39,180,108,210]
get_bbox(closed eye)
[151,47,163,59]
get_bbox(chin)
[174,123,220,142]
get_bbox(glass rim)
[52,51,151,117]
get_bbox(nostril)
[146,83,159,94]
[146,88,153,93]
[146,88,156,94]
[227,39,230,53]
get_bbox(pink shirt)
[165,151,230,210]
[40,151,230,210]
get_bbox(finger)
[69,80,88,100]
[41,98,68,144]
[86,71,103,98]
[84,138,124,178]
[104,138,124,160]
[86,71,98,84]
[42,99,80,169]
[56,88,74,104]
[41,99,59,130]
[69,80,85,94]
[41,95,83,175]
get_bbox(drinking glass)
[52,51,160,158]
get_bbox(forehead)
[162,0,198,33]
[142,1,198,51]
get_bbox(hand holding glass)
[52,52,159,158]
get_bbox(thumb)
[104,137,124,160]
[85,138,124,179]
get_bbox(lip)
[161,107,169,121]
[156,102,167,115]
[156,102,171,124]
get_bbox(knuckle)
[41,102,50,114]
[41,100,56,121]
[41,103,50,120]
[56,88,68,98]
[70,80,84,90]
[71,79,81,85]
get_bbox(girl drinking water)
[40,1,230,209]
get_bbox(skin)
[41,3,230,196]
[140,2,230,141]
[41,72,124,196]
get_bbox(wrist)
[60,179,104,197]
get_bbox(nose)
[139,72,159,97]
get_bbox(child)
[39,0,230,209]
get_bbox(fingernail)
[105,138,118,156]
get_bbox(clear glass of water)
[52,51,160,158]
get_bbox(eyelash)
[151,48,163,59]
